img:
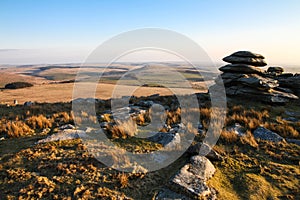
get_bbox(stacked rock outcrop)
[213,51,298,103]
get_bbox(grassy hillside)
[0,95,299,199]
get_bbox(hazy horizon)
[1,1,300,66]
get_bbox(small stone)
[148,132,181,149]
[253,127,284,142]
[59,124,75,130]
[227,123,246,136]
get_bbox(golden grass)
[107,119,137,139]
[117,173,129,188]
[0,120,33,137]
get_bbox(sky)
[0,0,300,66]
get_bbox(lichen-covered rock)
[148,132,181,149]
[187,143,223,161]
[37,129,87,144]
[253,127,284,142]
[168,156,216,199]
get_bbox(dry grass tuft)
[239,131,258,148]
[107,119,137,139]
[26,115,52,130]
[220,130,239,143]
[0,120,33,137]
[117,173,129,188]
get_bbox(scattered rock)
[282,117,299,122]
[59,124,75,130]
[227,123,246,136]
[187,143,223,161]
[253,127,284,142]
[148,132,181,149]
[24,101,34,107]
[285,111,300,118]
[285,138,300,146]
[37,129,87,144]
[136,100,154,108]
[168,156,216,199]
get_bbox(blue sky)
[0,0,300,65]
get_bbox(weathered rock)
[267,66,284,74]
[253,127,284,142]
[59,124,75,130]
[230,51,265,59]
[112,107,131,120]
[169,156,216,199]
[277,73,294,78]
[216,51,299,103]
[285,111,300,118]
[136,100,154,108]
[276,75,300,89]
[225,85,298,103]
[187,143,223,161]
[223,56,267,66]
[275,75,300,97]
[219,64,265,74]
[274,87,294,94]
[148,132,181,149]
[286,138,300,146]
[293,89,300,97]
[37,129,87,144]
[283,117,299,122]
[237,74,279,90]
[24,101,34,107]
[227,123,246,136]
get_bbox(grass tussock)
[0,111,73,138]
[107,119,137,139]
[117,173,129,188]
[26,115,52,130]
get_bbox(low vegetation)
[0,94,299,199]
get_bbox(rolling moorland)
[0,58,299,200]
